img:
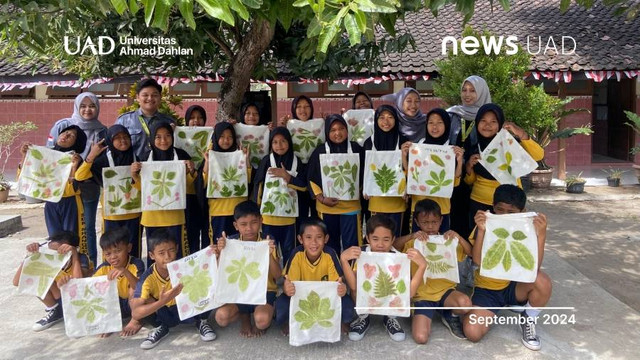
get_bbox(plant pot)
[0,189,8,203]
[607,177,620,187]
[633,164,640,184]
[566,182,585,194]
[530,168,553,189]
[520,174,532,192]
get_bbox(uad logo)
[64,36,116,55]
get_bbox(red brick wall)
[542,96,593,167]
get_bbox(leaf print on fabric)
[372,163,397,194]
[320,156,359,200]
[294,291,335,330]
[18,146,73,202]
[72,298,107,324]
[406,144,455,198]
[22,256,65,297]
[482,238,507,270]
[373,265,397,298]
[180,266,213,303]
[104,167,141,215]
[509,241,535,270]
[225,257,261,292]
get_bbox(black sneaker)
[441,315,466,339]
[140,324,170,350]
[520,314,541,351]
[383,316,406,342]
[348,315,370,341]
[196,319,216,341]
[32,304,63,332]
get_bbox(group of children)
[14,77,552,351]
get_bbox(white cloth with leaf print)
[173,126,214,169]
[17,145,73,203]
[141,160,186,211]
[260,154,299,217]
[18,247,72,299]
[478,129,539,185]
[320,142,360,201]
[287,118,325,164]
[363,150,405,197]
[480,212,539,283]
[343,109,375,146]
[168,247,219,320]
[61,276,122,337]
[214,239,269,305]
[234,123,269,169]
[407,143,456,198]
[102,164,141,216]
[356,251,410,317]
[414,235,460,283]
[289,281,341,346]
[207,150,248,198]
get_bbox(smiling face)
[188,110,205,126]
[493,202,522,215]
[298,225,329,263]
[136,86,161,116]
[217,129,235,150]
[78,97,97,121]
[329,121,347,144]
[103,243,131,269]
[56,128,78,148]
[271,134,289,156]
[427,113,446,138]
[414,212,442,236]
[233,214,262,241]
[366,226,395,253]
[354,94,372,109]
[402,92,420,117]
[461,81,478,106]
[149,241,178,271]
[295,99,312,121]
[111,131,131,152]
[377,110,396,132]
[154,127,173,151]
[477,110,500,138]
[243,105,260,125]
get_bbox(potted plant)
[0,121,38,203]
[624,111,640,183]
[602,167,625,187]
[565,172,586,193]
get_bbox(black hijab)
[185,105,207,125]
[352,91,374,109]
[145,122,190,161]
[363,105,401,151]
[211,122,239,152]
[470,103,506,180]
[291,95,314,120]
[423,108,452,145]
[89,125,135,186]
[53,125,87,154]
[240,103,263,125]
[252,127,301,201]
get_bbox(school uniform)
[93,256,145,315]
[54,253,94,283]
[275,245,355,325]
[115,108,176,160]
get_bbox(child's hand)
[108,268,124,281]
[159,283,183,304]
[503,121,529,140]
[131,162,142,175]
[208,243,219,257]
[265,235,276,254]
[453,146,464,163]
[443,230,461,242]
[20,143,32,156]
[57,244,77,255]
[26,242,40,253]
[57,275,72,288]
[413,230,429,242]
[466,154,480,174]
[401,141,412,156]
[86,139,107,163]
[185,160,195,174]
[283,275,295,297]
[323,197,339,207]
[277,114,291,127]
[337,278,347,297]
[406,248,427,268]
[474,211,488,231]
[216,232,228,253]
[268,163,292,183]
[226,118,238,125]
[340,246,361,263]
[362,193,369,200]
[533,213,547,238]
[71,153,82,167]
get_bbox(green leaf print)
[350,125,366,142]
[509,241,535,270]
[426,169,453,194]
[72,298,107,324]
[396,279,407,294]
[294,290,335,330]
[222,166,242,182]
[177,131,187,139]
[486,155,497,163]
[325,160,357,198]
[482,238,507,270]
[31,149,43,160]
[492,228,510,239]
[149,170,178,204]
[372,163,397,193]
[502,250,512,271]
[363,280,372,292]
[498,151,514,175]
[512,231,527,241]
[22,258,63,296]
[58,156,71,165]
[220,185,233,198]
[225,257,261,292]
[262,201,276,214]
[430,154,445,167]
[233,184,247,197]
[180,266,213,303]
[429,261,455,274]
[373,265,397,298]
[426,242,437,252]
[103,170,118,179]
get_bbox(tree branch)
[204,29,234,60]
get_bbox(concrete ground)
[1,191,639,359]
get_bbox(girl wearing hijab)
[400,109,464,233]
[352,91,374,110]
[361,105,406,236]
[183,105,211,253]
[240,103,262,125]
[131,122,195,266]
[465,104,543,229]
[202,122,250,241]
[307,114,365,254]
[21,125,88,253]
[75,125,143,258]
[47,92,106,266]
[381,87,427,142]
[252,127,307,264]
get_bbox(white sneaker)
[140,324,169,350]
[197,319,216,341]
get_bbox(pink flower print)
[508,139,514,145]
[409,167,414,173]
[22,184,29,192]
[55,181,61,188]
[25,161,32,167]
[347,118,358,127]
[247,134,254,140]
[202,263,209,271]
[95,281,109,295]
[26,278,33,286]
[172,263,180,271]
[363,264,376,279]
[68,284,78,299]
[414,159,422,167]
[124,192,131,200]
[444,252,452,259]
[327,180,334,187]
[499,142,503,147]
[368,296,382,307]
[388,264,401,278]
[42,188,52,198]
[422,161,429,168]
[174,192,180,201]
[297,128,305,134]
[43,159,48,164]
[181,304,190,314]
[51,161,58,167]
[146,195,152,205]
[331,160,339,166]
[445,155,451,160]
[313,129,321,136]
[206,248,214,257]
[389,296,403,307]
[419,185,427,192]
[259,135,264,140]
[410,185,417,191]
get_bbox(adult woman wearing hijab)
[252,127,307,264]
[75,125,142,258]
[47,92,106,266]
[352,91,374,110]
[131,122,195,266]
[361,105,406,236]
[381,87,427,142]
[307,114,365,254]
[465,104,543,230]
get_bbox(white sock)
[524,302,540,318]
[45,303,58,311]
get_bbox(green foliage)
[294,290,335,330]
[565,171,585,186]
[225,256,261,291]
[624,111,640,155]
[0,121,38,184]
[373,264,397,298]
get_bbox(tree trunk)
[216,18,275,123]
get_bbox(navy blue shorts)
[471,281,526,314]
[119,297,131,317]
[413,289,454,319]
[237,291,277,314]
